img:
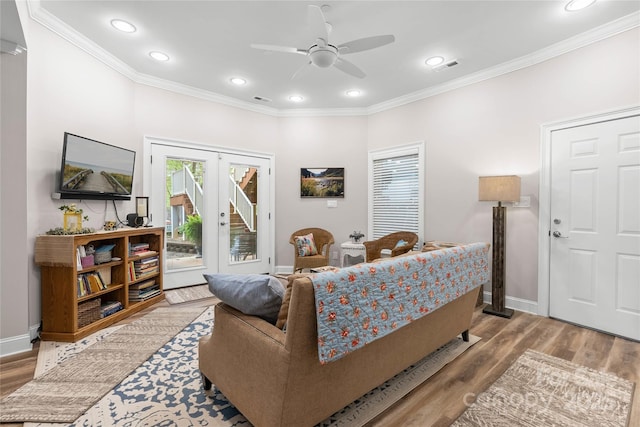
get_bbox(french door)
[146,139,273,289]
[549,114,640,340]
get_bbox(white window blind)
[368,143,424,242]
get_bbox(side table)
[340,241,366,267]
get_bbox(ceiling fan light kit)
[250,4,395,79]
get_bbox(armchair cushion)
[294,233,318,257]
[203,273,285,324]
[394,239,408,248]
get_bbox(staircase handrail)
[171,166,203,216]
[229,174,255,232]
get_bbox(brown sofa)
[198,248,484,427]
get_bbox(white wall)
[275,116,368,269]
[0,17,29,355]
[24,21,138,330]
[367,28,640,302]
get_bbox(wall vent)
[253,96,272,102]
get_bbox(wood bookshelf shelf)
[35,227,165,342]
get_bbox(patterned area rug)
[452,349,634,427]
[164,284,215,304]
[0,306,206,424]
[14,308,479,427]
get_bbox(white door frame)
[141,135,276,275]
[537,105,640,317]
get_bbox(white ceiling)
[31,0,640,114]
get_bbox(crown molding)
[28,1,639,118]
[366,11,640,115]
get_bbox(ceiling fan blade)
[334,58,366,79]
[250,43,307,55]
[338,35,395,55]
[308,5,329,44]
[291,60,313,80]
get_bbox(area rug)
[452,349,634,427]
[164,283,214,304]
[13,308,479,427]
[0,306,206,423]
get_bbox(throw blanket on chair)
[311,242,490,363]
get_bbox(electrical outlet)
[513,196,531,208]
[327,200,338,208]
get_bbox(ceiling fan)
[250,5,395,79]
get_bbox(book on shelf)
[129,257,160,281]
[129,280,161,302]
[100,300,123,318]
[77,271,108,297]
[129,242,152,256]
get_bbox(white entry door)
[549,114,640,340]
[147,140,273,289]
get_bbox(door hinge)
[150,155,152,164]
[269,257,271,264]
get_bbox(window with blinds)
[368,143,424,242]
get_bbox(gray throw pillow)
[203,273,285,324]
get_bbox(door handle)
[552,231,568,239]
[220,222,227,226]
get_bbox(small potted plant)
[349,231,365,243]
[179,214,203,255]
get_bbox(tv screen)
[58,133,136,200]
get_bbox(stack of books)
[129,242,156,257]
[77,272,108,297]
[100,300,123,318]
[128,255,160,281]
[129,279,161,302]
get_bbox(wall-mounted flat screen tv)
[57,132,136,200]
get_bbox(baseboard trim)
[0,333,33,358]
[483,290,538,315]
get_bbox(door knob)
[552,231,568,238]
[220,221,227,226]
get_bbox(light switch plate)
[327,200,338,208]
[513,196,531,208]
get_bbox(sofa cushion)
[294,233,318,256]
[203,273,285,324]
[275,273,312,329]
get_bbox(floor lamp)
[479,175,521,318]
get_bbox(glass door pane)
[228,164,258,263]
[150,144,218,289]
[165,159,205,271]
[219,153,271,274]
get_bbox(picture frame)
[136,196,149,218]
[300,168,344,198]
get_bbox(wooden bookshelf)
[35,227,164,342]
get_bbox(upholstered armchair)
[363,231,419,262]
[289,228,335,273]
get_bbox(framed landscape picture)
[300,168,345,198]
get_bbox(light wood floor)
[1,298,638,427]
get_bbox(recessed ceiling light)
[110,19,136,33]
[425,56,445,67]
[565,0,596,11]
[289,95,303,103]
[149,51,170,62]
[346,89,361,97]
[230,77,247,86]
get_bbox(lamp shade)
[479,175,521,202]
